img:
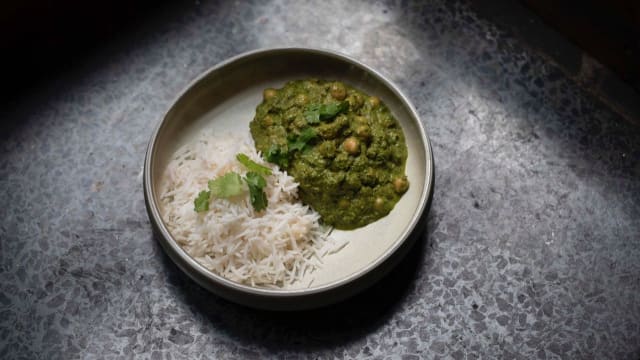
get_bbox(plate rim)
[143,46,434,302]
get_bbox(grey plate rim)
[143,46,434,306]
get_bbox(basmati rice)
[158,132,343,287]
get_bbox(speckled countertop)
[1,0,639,359]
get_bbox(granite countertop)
[1,0,639,358]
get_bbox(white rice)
[158,131,343,287]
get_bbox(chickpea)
[330,82,347,100]
[355,125,370,139]
[393,176,409,193]
[342,137,359,155]
[263,88,277,100]
[347,93,364,109]
[374,197,385,211]
[295,94,308,106]
[368,96,380,108]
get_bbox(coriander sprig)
[193,153,270,213]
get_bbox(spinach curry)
[250,79,409,229]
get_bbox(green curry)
[250,79,409,229]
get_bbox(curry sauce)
[250,79,409,229]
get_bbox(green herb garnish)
[263,128,316,169]
[304,101,349,124]
[236,153,272,176]
[265,144,289,168]
[194,164,270,213]
[194,190,211,212]
[207,172,244,198]
[244,171,268,212]
[287,127,317,152]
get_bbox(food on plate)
[250,79,409,229]
[158,133,344,287]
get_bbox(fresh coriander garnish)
[236,153,272,176]
[194,160,270,213]
[304,101,349,124]
[194,190,211,212]
[244,172,268,212]
[207,172,244,198]
[263,128,317,169]
[287,127,317,153]
[265,145,289,168]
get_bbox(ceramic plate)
[144,47,434,310]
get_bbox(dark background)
[2,0,639,358]
[2,0,166,102]
[3,0,639,118]
[522,0,640,90]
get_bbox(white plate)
[144,47,434,310]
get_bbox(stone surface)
[1,0,639,359]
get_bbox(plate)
[143,47,434,310]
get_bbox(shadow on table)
[157,219,430,351]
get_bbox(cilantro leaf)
[208,172,244,198]
[265,145,289,168]
[304,101,349,124]
[248,187,268,212]
[244,172,268,212]
[304,104,321,124]
[194,190,211,212]
[236,153,272,176]
[319,101,349,119]
[287,127,317,152]
[244,171,267,188]
[264,129,317,169]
